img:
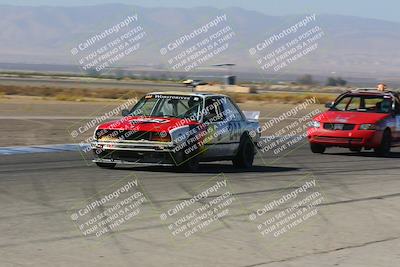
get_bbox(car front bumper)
[307,128,383,148]
[91,140,185,165]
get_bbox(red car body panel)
[308,99,399,149]
[97,116,201,133]
[308,127,383,148]
[313,111,389,125]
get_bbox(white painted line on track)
[0,144,90,155]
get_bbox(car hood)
[97,116,199,132]
[314,111,389,124]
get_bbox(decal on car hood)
[130,118,170,124]
[97,116,199,132]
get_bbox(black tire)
[178,140,201,172]
[310,143,326,154]
[181,156,200,171]
[95,162,116,169]
[233,135,255,168]
[374,130,391,157]
[349,147,362,152]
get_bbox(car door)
[201,96,231,158]
[222,97,245,156]
[393,97,400,142]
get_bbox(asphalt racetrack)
[1,144,399,267]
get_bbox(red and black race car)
[91,92,260,170]
[307,88,400,156]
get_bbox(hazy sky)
[1,0,399,22]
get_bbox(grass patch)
[0,84,336,104]
[54,94,85,102]
[227,92,335,104]
[0,85,149,100]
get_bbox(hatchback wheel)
[310,143,326,154]
[374,130,391,157]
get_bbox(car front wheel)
[310,143,326,154]
[374,130,391,157]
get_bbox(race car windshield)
[129,95,203,120]
[331,95,392,113]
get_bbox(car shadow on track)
[116,163,299,174]
[326,151,400,158]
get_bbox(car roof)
[343,88,399,97]
[146,91,227,98]
[347,92,390,96]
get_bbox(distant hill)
[1,4,400,78]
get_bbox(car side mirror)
[325,102,333,108]
[121,109,130,116]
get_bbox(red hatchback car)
[307,89,400,156]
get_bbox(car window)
[377,99,392,113]
[157,99,175,117]
[204,97,225,123]
[365,98,383,110]
[129,95,202,119]
[395,100,400,114]
[334,96,352,111]
[177,101,189,114]
[223,98,243,121]
[347,97,360,111]
[131,97,158,116]
[333,95,392,113]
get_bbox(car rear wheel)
[95,162,116,169]
[233,136,255,168]
[310,143,326,154]
[374,130,391,157]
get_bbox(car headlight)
[359,124,377,130]
[309,120,321,128]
